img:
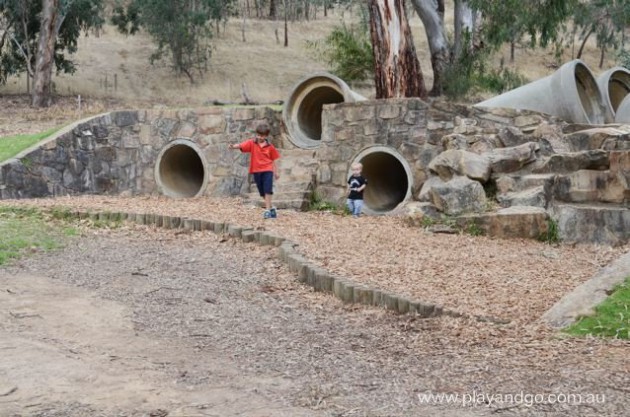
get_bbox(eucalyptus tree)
[0,0,104,106]
[112,0,236,83]
[410,0,577,96]
[573,0,630,67]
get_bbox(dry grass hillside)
[0,5,620,134]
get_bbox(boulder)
[428,149,491,183]
[429,176,487,215]
[486,142,539,174]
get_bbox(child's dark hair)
[255,122,271,136]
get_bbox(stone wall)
[0,106,298,199]
[0,100,563,203]
[315,97,563,205]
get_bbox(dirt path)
[0,225,628,416]
[1,274,315,417]
[1,226,493,417]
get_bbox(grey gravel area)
[2,225,629,417]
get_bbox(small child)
[347,162,367,218]
[228,122,280,219]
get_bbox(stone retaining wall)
[0,107,284,199]
[315,98,561,204]
[0,101,559,203]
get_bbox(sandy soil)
[0,224,628,417]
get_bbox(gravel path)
[0,223,628,417]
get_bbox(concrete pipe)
[351,146,413,214]
[283,72,365,149]
[155,139,208,198]
[475,59,608,124]
[614,94,630,123]
[597,67,630,122]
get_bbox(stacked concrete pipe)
[475,59,609,124]
[283,72,366,149]
[596,66,630,123]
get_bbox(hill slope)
[0,8,619,134]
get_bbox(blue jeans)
[346,199,363,216]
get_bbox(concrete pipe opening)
[284,72,365,149]
[475,59,607,124]
[597,67,630,121]
[155,140,208,198]
[352,146,413,214]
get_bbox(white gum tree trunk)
[454,0,475,60]
[409,0,449,96]
[32,0,62,107]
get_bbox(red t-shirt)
[238,139,280,173]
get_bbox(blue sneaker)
[263,210,272,219]
[270,207,277,218]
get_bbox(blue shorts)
[253,171,274,196]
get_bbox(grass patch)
[0,127,60,163]
[565,278,630,339]
[465,221,484,236]
[0,206,77,265]
[538,218,560,244]
[307,191,353,216]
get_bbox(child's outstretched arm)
[228,143,240,150]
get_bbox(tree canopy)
[0,0,104,85]
[112,0,237,83]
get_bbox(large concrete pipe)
[351,145,413,214]
[155,139,208,198]
[614,94,630,123]
[597,67,630,122]
[283,72,365,149]
[475,60,608,124]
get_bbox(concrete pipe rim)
[597,66,630,118]
[283,72,356,149]
[154,138,208,198]
[555,60,608,125]
[349,145,413,215]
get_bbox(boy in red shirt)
[228,122,280,219]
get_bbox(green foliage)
[565,278,630,339]
[539,217,560,244]
[617,49,630,68]
[306,23,373,82]
[469,0,577,50]
[0,206,74,265]
[475,66,528,94]
[573,0,630,61]
[308,191,339,212]
[50,207,73,220]
[443,43,527,100]
[465,221,484,236]
[420,216,436,227]
[112,0,235,82]
[0,0,104,84]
